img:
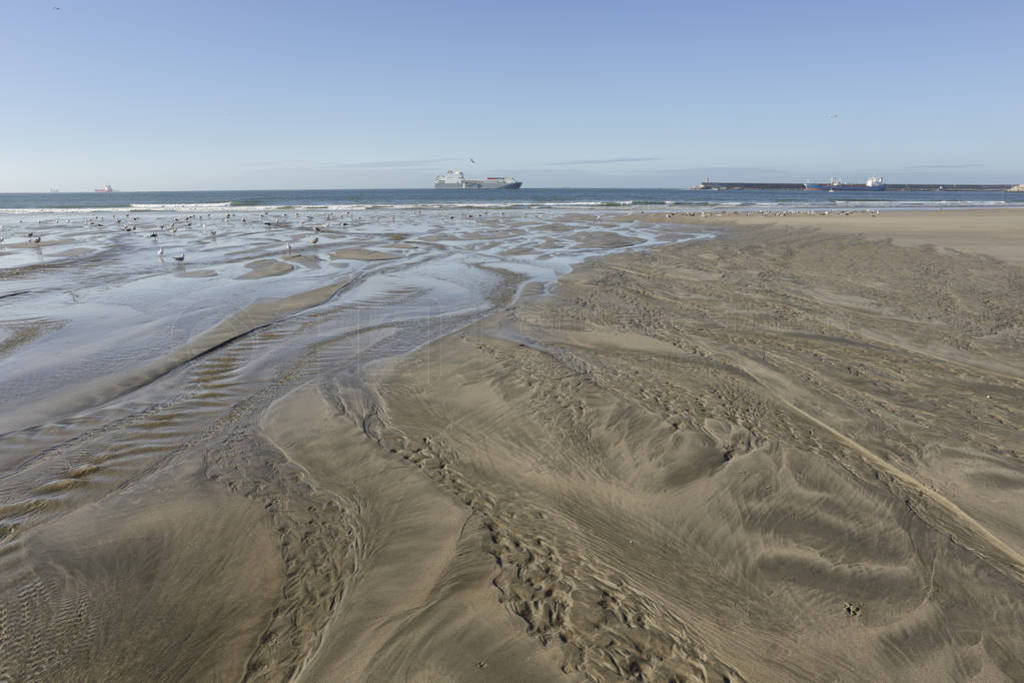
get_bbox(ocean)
[1,186,1021,213]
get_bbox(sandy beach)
[2,207,1023,680]
[657,207,1024,263]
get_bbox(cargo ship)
[434,170,521,189]
[804,175,886,191]
[94,184,114,193]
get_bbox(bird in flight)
[827,113,839,119]
[468,157,475,164]
[53,6,60,10]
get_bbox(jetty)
[693,179,1015,192]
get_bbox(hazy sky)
[2,0,1021,190]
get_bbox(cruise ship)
[804,175,886,191]
[434,170,522,189]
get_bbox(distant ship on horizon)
[434,170,521,189]
[804,175,886,191]
[94,184,114,193]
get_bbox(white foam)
[1,196,1018,218]
[129,202,233,211]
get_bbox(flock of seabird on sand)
[0,210,377,267]
[2,206,883,261]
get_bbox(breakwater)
[694,181,1016,191]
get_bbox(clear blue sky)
[2,0,1021,190]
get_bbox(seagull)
[309,236,318,244]
[468,157,475,164]
[31,236,41,244]
[173,253,185,262]
[157,248,164,256]
[827,113,839,119]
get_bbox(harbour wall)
[695,182,1016,191]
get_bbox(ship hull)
[435,180,522,189]
[804,183,886,191]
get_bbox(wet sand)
[322,209,1024,680]
[0,207,687,681]
[2,208,1023,680]
[328,248,402,261]
[644,206,1024,263]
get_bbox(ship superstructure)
[434,170,521,189]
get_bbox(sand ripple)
[3,208,1023,680]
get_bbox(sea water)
[1,186,1022,213]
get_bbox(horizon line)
[4,182,1023,194]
